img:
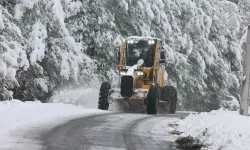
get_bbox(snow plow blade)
[109,96,146,113]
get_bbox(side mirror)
[159,51,165,63]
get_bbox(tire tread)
[98,82,111,110]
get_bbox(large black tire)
[163,85,177,114]
[98,82,111,110]
[147,85,158,114]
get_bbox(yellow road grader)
[98,36,177,114]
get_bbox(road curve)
[43,112,188,150]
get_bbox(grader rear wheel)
[163,85,177,114]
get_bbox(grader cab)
[98,36,177,114]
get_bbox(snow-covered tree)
[12,0,100,101]
[0,0,248,111]
[0,4,29,100]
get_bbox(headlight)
[120,71,126,76]
[148,40,155,44]
[127,40,134,44]
[136,71,144,76]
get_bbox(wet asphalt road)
[43,112,188,150]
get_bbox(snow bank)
[170,110,250,150]
[0,100,106,150]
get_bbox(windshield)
[126,41,155,67]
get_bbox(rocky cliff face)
[0,0,249,111]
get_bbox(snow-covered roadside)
[0,100,107,150]
[168,109,250,150]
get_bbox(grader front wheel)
[98,82,111,110]
[147,85,158,115]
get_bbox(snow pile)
[170,110,250,150]
[0,100,106,150]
